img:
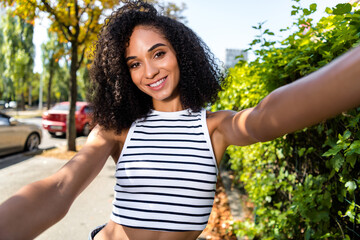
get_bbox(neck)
[152,98,183,112]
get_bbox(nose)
[144,61,159,79]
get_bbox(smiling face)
[125,25,181,111]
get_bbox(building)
[225,48,248,69]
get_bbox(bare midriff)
[93,220,203,240]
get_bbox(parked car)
[42,102,93,137]
[5,101,17,109]
[0,112,42,157]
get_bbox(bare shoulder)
[85,125,129,161]
[206,110,236,130]
[87,125,127,145]
[205,110,236,144]
[206,109,258,147]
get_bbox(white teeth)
[149,78,165,87]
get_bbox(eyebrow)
[148,43,166,52]
[126,43,166,62]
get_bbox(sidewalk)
[3,108,44,118]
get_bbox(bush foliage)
[213,1,360,239]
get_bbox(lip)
[147,76,167,90]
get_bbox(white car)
[0,112,42,157]
[5,101,17,109]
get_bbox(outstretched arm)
[0,125,117,240]
[218,45,360,147]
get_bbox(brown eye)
[154,51,166,59]
[130,62,140,69]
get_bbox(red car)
[42,102,93,137]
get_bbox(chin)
[151,92,172,101]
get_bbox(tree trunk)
[67,41,78,151]
[21,91,25,110]
[28,83,32,107]
[47,62,54,110]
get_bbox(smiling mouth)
[148,77,167,88]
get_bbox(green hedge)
[213,2,360,239]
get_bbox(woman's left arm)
[218,45,360,147]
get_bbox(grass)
[40,145,83,160]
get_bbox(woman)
[0,1,360,240]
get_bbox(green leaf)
[310,3,317,12]
[303,8,311,16]
[305,228,312,240]
[345,140,360,155]
[345,181,357,193]
[343,130,351,140]
[328,169,336,179]
[348,140,360,150]
[321,233,331,238]
[298,147,306,157]
[346,155,356,168]
[322,145,342,157]
[325,7,332,14]
[332,3,352,15]
[330,154,344,172]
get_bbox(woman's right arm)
[0,125,117,240]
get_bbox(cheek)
[173,63,180,81]
[130,72,141,86]
[166,57,180,77]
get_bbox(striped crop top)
[110,108,218,232]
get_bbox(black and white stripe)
[111,109,218,232]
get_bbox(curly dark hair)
[88,0,225,134]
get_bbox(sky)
[33,0,347,73]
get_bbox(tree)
[0,18,5,99]
[41,32,66,109]
[2,0,186,151]
[0,8,34,109]
[1,0,119,150]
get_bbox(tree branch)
[40,0,72,40]
[79,2,91,19]
[79,9,96,45]
[74,0,80,22]
[77,45,87,69]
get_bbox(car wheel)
[25,133,40,151]
[83,123,90,136]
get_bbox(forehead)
[125,26,171,56]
